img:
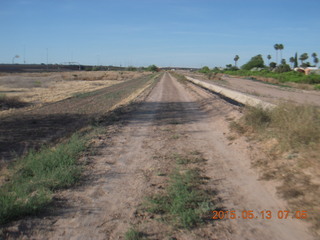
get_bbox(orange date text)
[212,210,308,220]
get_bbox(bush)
[269,62,277,68]
[274,64,291,73]
[199,66,211,74]
[0,94,27,110]
[146,64,159,72]
[126,66,137,71]
[241,54,265,70]
[243,106,271,130]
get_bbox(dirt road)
[181,71,320,107]
[3,73,315,239]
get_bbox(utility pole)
[23,45,26,64]
[46,48,49,70]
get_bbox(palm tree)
[289,57,295,68]
[299,53,309,66]
[312,53,318,67]
[274,44,279,64]
[278,44,284,61]
[234,55,240,67]
[267,55,272,65]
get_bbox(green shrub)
[199,66,211,74]
[274,64,291,73]
[241,54,265,70]
[146,65,159,72]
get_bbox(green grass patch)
[174,152,205,165]
[0,134,87,224]
[314,84,320,90]
[124,227,144,240]
[145,154,213,229]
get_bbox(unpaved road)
[181,71,320,107]
[3,73,316,239]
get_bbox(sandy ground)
[182,71,320,107]
[2,73,316,239]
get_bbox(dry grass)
[234,103,320,151]
[0,94,28,110]
[0,71,149,116]
[231,103,320,234]
[60,71,149,81]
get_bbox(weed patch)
[145,153,214,229]
[235,103,320,151]
[0,94,28,110]
[231,103,320,232]
[124,227,144,240]
[0,134,87,224]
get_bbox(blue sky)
[1,0,320,68]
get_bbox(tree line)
[228,44,319,72]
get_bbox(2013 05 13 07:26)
[212,210,308,220]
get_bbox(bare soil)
[1,73,316,239]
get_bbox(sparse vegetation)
[124,227,144,240]
[236,103,320,151]
[72,91,97,98]
[0,133,87,224]
[230,103,320,231]
[145,153,214,229]
[0,94,27,110]
[0,72,161,226]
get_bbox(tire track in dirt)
[3,72,315,239]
